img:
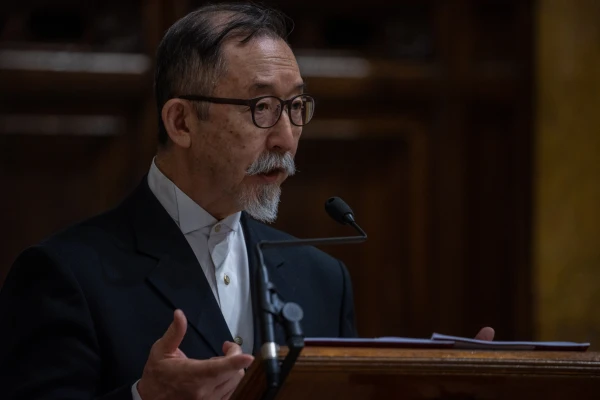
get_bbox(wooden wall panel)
[274,125,430,337]
[535,0,600,348]
[0,135,125,283]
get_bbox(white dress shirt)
[132,160,254,400]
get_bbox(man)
[0,3,356,400]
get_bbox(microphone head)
[325,197,355,225]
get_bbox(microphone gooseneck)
[255,196,368,400]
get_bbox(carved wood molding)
[234,347,600,400]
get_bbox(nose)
[266,107,300,153]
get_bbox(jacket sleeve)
[0,246,134,400]
[338,260,358,338]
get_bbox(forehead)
[218,36,303,96]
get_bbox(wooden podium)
[231,346,600,400]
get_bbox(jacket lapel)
[129,178,232,357]
[240,213,293,354]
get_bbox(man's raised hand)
[137,310,254,400]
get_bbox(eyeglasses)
[176,94,315,129]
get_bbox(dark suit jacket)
[0,178,357,400]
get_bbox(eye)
[291,100,303,111]
[255,100,271,112]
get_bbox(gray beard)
[238,182,281,223]
[238,151,295,223]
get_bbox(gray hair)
[154,3,292,146]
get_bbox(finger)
[212,341,239,360]
[221,353,254,371]
[474,326,495,341]
[188,353,254,376]
[161,309,188,354]
[198,354,254,387]
[222,341,243,356]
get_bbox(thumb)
[161,309,188,354]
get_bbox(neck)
[155,151,240,220]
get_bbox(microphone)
[256,197,367,394]
[324,196,368,238]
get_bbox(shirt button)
[224,274,231,285]
[214,224,221,233]
[234,336,243,346]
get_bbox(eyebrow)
[250,82,306,94]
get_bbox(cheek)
[202,111,267,172]
[221,124,264,170]
[225,119,266,154]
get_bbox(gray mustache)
[246,152,296,176]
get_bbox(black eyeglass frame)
[176,94,315,129]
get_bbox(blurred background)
[0,0,598,348]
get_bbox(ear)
[161,99,196,149]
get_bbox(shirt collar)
[147,158,241,235]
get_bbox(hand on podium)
[474,327,495,341]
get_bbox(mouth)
[255,168,285,183]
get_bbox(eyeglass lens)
[254,95,315,128]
